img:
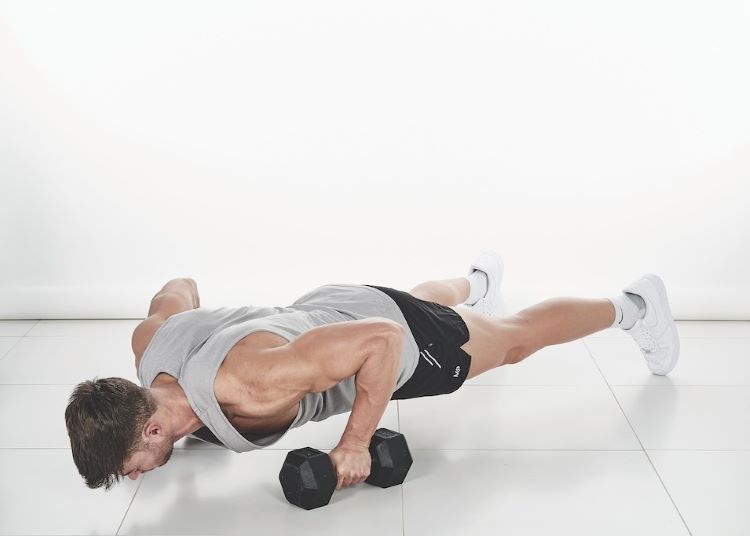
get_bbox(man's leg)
[409,277,616,380]
[409,278,470,308]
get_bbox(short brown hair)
[64,377,157,490]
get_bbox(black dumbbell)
[279,428,413,510]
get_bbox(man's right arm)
[147,277,200,316]
[281,317,404,395]
[248,317,403,407]
[132,277,201,364]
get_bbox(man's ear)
[142,419,162,441]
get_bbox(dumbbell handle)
[280,428,412,509]
[288,441,377,486]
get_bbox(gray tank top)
[137,284,419,452]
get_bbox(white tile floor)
[1,319,749,535]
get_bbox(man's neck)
[149,376,204,441]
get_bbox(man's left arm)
[338,331,403,449]
[329,328,403,489]
[270,318,405,489]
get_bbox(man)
[64,251,680,491]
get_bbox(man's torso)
[134,284,422,450]
[142,330,301,437]
[214,330,301,435]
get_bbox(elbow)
[382,320,405,339]
[381,323,405,359]
[383,328,403,383]
[393,323,405,337]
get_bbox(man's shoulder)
[132,315,167,369]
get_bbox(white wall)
[1,0,748,319]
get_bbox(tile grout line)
[0,335,29,362]
[115,473,144,535]
[0,446,744,451]
[9,384,750,387]
[8,383,750,387]
[23,320,41,336]
[0,384,89,386]
[5,445,750,453]
[462,384,750,388]
[583,339,694,536]
[3,447,750,451]
[397,400,406,536]
[401,483,406,536]
[0,320,36,361]
[587,336,750,339]
[396,400,400,432]
[4,334,750,339]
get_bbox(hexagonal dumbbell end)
[365,428,413,488]
[278,447,336,510]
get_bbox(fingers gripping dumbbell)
[279,428,413,510]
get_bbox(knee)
[408,284,441,303]
[501,317,540,365]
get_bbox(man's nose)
[128,471,140,480]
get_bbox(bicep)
[285,318,404,393]
[132,315,164,365]
[134,291,196,357]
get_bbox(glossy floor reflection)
[1,319,748,535]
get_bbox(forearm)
[338,332,403,448]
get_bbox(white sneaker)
[621,273,680,375]
[465,250,506,317]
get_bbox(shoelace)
[631,325,658,353]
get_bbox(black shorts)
[365,285,472,400]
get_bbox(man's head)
[64,377,174,489]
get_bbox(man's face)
[121,439,174,480]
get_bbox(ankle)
[609,293,645,330]
[464,271,488,305]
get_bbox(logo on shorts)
[419,344,442,368]
[453,366,461,378]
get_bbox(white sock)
[609,292,646,330]
[464,270,489,305]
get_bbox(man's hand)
[329,442,372,490]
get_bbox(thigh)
[447,305,527,379]
[390,341,471,400]
[364,285,472,399]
